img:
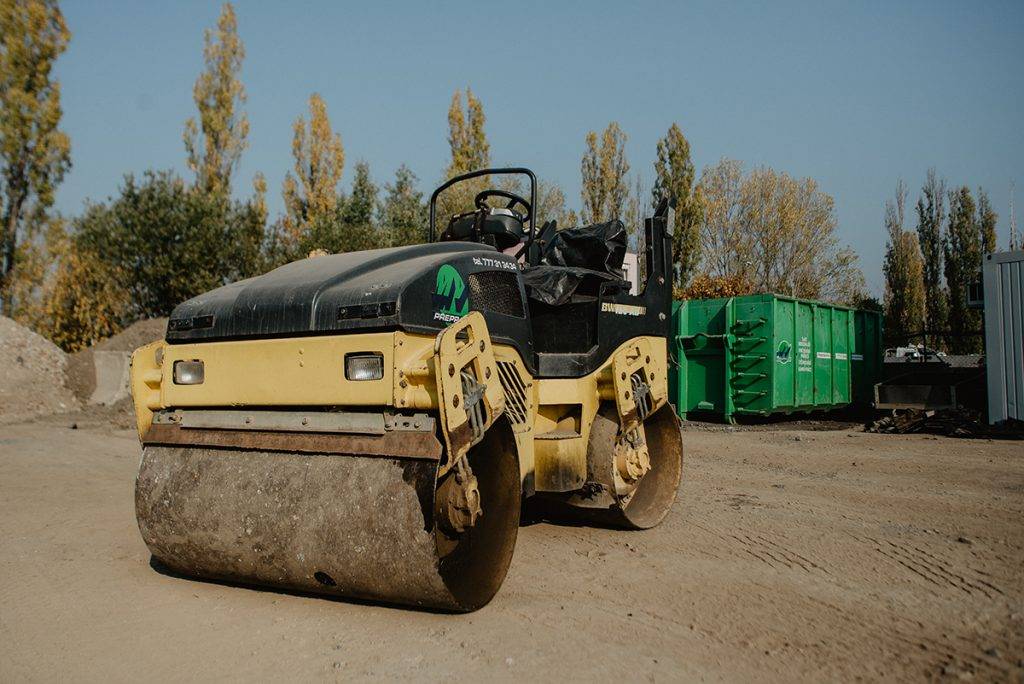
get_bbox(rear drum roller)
[532,404,683,529]
[135,419,520,612]
[597,404,683,529]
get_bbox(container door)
[851,310,880,405]
[677,298,728,417]
[851,311,866,403]
[772,298,796,409]
[813,306,832,405]
[832,309,851,405]
[795,302,814,407]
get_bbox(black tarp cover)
[521,220,629,306]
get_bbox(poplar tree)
[944,187,982,353]
[0,0,71,315]
[281,93,345,242]
[446,88,489,177]
[580,122,629,224]
[652,123,702,286]
[438,88,489,220]
[882,181,925,343]
[915,169,947,342]
[184,2,249,196]
[976,189,997,254]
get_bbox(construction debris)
[867,409,1024,439]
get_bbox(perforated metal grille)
[496,360,528,426]
[467,271,525,318]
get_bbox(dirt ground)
[1,415,1021,682]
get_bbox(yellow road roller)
[130,167,683,611]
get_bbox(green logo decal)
[432,264,469,323]
[776,340,792,364]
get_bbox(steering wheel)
[474,189,532,224]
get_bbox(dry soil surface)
[1,416,1021,682]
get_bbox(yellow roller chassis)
[131,313,670,497]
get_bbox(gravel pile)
[0,316,80,424]
[66,318,167,402]
[95,318,168,352]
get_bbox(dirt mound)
[66,318,167,402]
[0,316,80,424]
[94,318,167,352]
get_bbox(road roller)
[130,167,683,611]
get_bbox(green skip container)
[669,294,882,423]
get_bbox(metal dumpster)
[852,307,884,405]
[669,294,882,422]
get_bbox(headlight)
[173,359,205,385]
[345,352,384,381]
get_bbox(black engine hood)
[165,242,533,364]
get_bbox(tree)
[915,169,947,343]
[580,122,629,224]
[446,88,489,178]
[944,186,983,353]
[379,165,426,247]
[281,93,345,246]
[0,0,71,315]
[338,160,380,251]
[183,2,248,196]
[694,159,864,304]
[695,158,745,278]
[652,123,702,286]
[624,174,644,245]
[976,189,997,254]
[46,171,265,350]
[676,273,752,301]
[43,231,130,352]
[882,181,925,344]
[497,176,571,230]
[438,88,489,219]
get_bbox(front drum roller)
[134,419,520,612]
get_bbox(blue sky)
[56,0,1024,294]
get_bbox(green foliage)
[882,181,925,343]
[915,169,947,339]
[336,161,381,252]
[379,165,426,247]
[853,295,883,312]
[269,161,382,264]
[49,171,265,347]
[943,186,983,353]
[184,2,249,196]
[581,122,629,224]
[976,189,997,254]
[0,0,71,315]
[652,123,702,286]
